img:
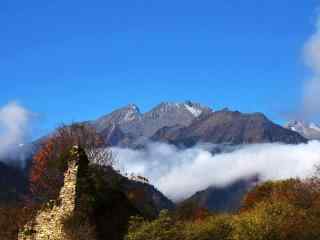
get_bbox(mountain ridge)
[90,102,308,148]
[93,101,213,147]
[284,120,320,140]
[151,109,307,147]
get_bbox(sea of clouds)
[113,141,320,201]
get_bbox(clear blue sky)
[1,1,318,136]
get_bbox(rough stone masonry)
[18,146,83,240]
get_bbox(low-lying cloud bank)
[113,141,320,201]
[0,102,33,162]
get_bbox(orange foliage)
[29,137,66,202]
[242,178,320,212]
[30,141,52,182]
[193,207,210,223]
[29,123,105,203]
[241,180,275,211]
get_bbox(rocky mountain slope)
[91,102,307,147]
[152,109,307,146]
[184,176,259,213]
[93,101,212,147]
[101,166,175,215]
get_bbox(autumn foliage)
[0,204,38,240]
[126,177,320,240]
[29,123,105,203]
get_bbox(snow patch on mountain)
[124,104,141,122]
[184,104,203,117]
[285,120,320,140]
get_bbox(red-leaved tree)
[29,123,110,203]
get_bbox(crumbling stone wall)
[18,145,141,240]
[18,146,82,240]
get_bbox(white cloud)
[113,141,320,201]
[302,15,320,119]
[0,102,33,159]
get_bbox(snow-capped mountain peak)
[183,101,206,117]
[94,104,142,132]
[149,101,210,117]
[284,120,320,140]
[123,104,141,121]
[95,101,213,141]
[127,103,140,111]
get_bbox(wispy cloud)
[113,141,320,201]
[0,102,33,161]
[301,14,320,119]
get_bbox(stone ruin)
[18,146,88,240]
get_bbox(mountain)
[184,176,259,213]
[94,104,143,133]
[123,180,175,214]
[3,102,309,207]
[0,143,36,205]
[93,101,212,147]
[102,166,175,215]
[152,109,308,147]
[100,123,131,147]
[0,162,28,204]
[284,120,320,140]
[94,102,307,148]
[137,101,211,137]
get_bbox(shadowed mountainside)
[152,110,307,147]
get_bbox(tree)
[0,204,38,240]
[182,215,233,240]
[174,201,209,222]
[126,210,182,240]
[238,177,320,240]
[233,201,316,240]
[29,123,112,203]
[241,178,320,211]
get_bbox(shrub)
[182,215,233,240]
[233,200,316,240]
[62,212,96,240]
[0,204,38,240]
[126,210,182,240]
[126,178,320,240]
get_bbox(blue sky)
[1,1,319,136]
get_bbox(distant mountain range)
[152,109,307,146]
[92,101,212,147]
[86,101,311,212]
[90,101,308,148]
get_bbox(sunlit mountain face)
[91,102,307,148]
